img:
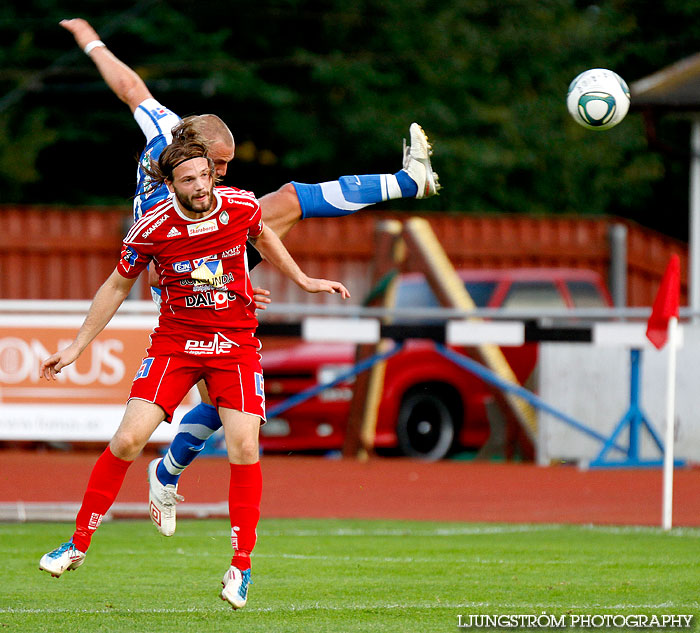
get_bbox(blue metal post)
[628,349,641,461]
[590,348,681,468]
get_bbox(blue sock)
[294,170,418,219]
[157,403,222,486]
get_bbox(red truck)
[259,268,612,459]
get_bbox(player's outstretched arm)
[60,18,152,113]
[252,225,350,299]
[40,269,137,380]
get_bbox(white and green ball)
[566,68,630,130]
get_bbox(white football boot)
[220,565,252,609]
[402,122,441,198]
[148,458,184,537]
[39,541,86,578]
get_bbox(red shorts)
[129,344,265,423]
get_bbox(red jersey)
[118,186,263,353]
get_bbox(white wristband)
[83,40,106,55]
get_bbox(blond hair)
[172,115,234,148]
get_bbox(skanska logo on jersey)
[142,214,169,238]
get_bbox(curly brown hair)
[142,136,217,188]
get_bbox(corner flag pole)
[662,315,678,531]
[645,253,681,531]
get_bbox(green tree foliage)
[1,0,699,238]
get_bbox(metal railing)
[2,299,699,323]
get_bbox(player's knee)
[260,182,300,216]
[110,431,145,460]
[229,437,259,464]
[276,181,298,202]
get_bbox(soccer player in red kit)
[38,135,349,610]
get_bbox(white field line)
[1,601,699,615]
[0,510,698,538]
[254,525,700,538]
[257,525,564,537]
[11,546,690,568]
[253,553,695,567]
[582,525,700,538]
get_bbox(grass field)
[1,519,698,633]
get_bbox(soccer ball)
[566,68,630,130]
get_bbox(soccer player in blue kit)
[60,18,441,537]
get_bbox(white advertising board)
[0,312,196,442]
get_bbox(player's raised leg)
[40,400,164,577]
[262,122,441,240]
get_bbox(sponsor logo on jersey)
[135,357,154,379]
[184,332,239,355]
[142,214,169,238]
[173,260,192,273]
[192,254,217,269]
[236,200,256,209]
[219,210,229,225]
[150,106,171,120]
[179,272,234,290]
[179,280,211,292]
[210,274,233,288]
[121,246,139,272]
[190,259,236,289]
[167,226,181,238]
[139,149,156,200]
[140,149,152,170]
[221,245,242,258]
[213,290,231,310]
[255,372,265,401]
[187,219,218,237]
[191,259,224,286]
[184,290,236,309]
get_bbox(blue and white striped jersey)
[132,98,182,222]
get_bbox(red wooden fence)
[0,205,688,306]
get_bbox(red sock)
[72,446,132,552]
[229,462,262,571]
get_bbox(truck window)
[501,281,565,309]
[464,282,498,307]
[395,280,496,308]
[395,280,440,308]
[566,281,608,307]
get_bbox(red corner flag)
[646,254,681,349]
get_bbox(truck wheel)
[396,391,455,461]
